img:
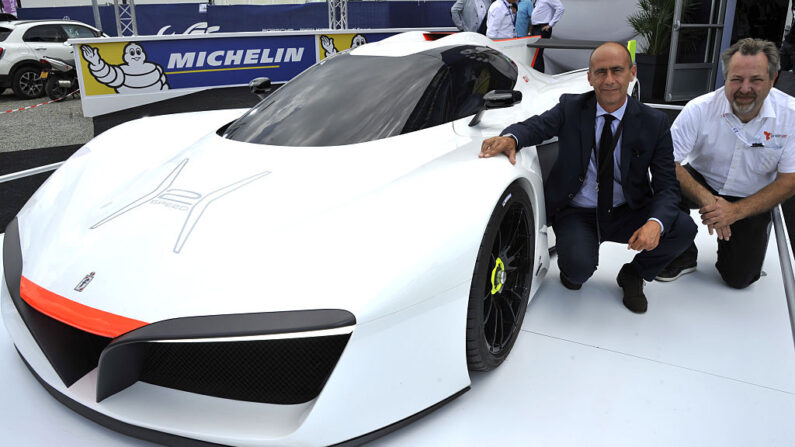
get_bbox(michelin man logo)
[81,42,170,94]
[320,33,367,58]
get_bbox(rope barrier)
[1,90,80,114]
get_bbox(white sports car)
[2,32,600,445]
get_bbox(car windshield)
[222,45,517,147]
[0,27,11,41]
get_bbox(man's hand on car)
[480,136,517,165]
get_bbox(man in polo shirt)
[658,38,795,289]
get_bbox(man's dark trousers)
[555,204,697,284]
[531,23,552,73]
[673,164,772,289]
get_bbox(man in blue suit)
[480,42,697,313]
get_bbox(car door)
[22,24,71,61]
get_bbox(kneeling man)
[480,42,697,313]
[657,38,795,288]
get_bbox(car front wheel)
[466,182,535,371]
[12,66,45,99]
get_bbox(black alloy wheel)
[466,182,535,371]
[12,66,45,99]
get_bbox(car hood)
[16,110,492,327]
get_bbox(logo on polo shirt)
[764,131,788,140]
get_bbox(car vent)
[138,334,351,404]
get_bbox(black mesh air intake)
[139,334,351,404]
[96,309,356,403]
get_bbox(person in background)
[451,0,490,35]
[780,23,794,71]
[530,0,565,72]
[657,38,795,289]
[515,0,534,38]
[487,0,518,40]
[479,42,697,314]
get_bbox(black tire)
[45,76,69,100]
[12,66,45,99]
[466,182,535,371]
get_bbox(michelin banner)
[73,29,442,117]
[79,35,314,96]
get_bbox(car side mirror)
[249,77,272,99]
[484,90,523,108]
[469,89,523,126]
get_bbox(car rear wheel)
[12,66,45,99]
[466,182,535,371]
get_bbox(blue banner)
[18,3,455,36]
[79,35,316,96]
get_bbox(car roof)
[0,19,97,29]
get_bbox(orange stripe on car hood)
[20,276,148,338]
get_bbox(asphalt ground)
[0,87,94,152]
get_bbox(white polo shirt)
[671,87,795,197]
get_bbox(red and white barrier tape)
[1,90,79,114]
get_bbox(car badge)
[74,272,95,292]
[523,75,529,83]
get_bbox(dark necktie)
[598,114,616,220]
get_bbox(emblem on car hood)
[74,272,96,292]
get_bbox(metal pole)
[113,0,122,37]
[772,205,795,351]
[129,0,138,36]
[0,162,63,185]
[91,0,103,32]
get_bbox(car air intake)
[137,333,351,404]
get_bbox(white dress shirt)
[570,98,664,231]
[672,87,795,197]
[486,0,516,40]
[531,0,565,27]
[571,99,628,209]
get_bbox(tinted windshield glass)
[223,45,517,147]
[223,52,444,147]
[0,27,11,41]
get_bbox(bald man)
[480,42,697,314]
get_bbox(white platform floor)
[2,213,795,447]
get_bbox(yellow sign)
[78,41,170,96]
[78,42,126,96]
[317,33,369,60]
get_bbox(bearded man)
[657,38,795,288]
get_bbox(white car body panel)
[2,31,636,445]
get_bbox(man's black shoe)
[560,272,582,290]
[617,263,647,314]
[655,261,697,282]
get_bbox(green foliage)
[627,0,696,55]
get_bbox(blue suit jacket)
[502,92,681,229]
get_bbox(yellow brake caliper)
[490,257,506,295]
